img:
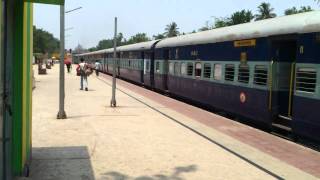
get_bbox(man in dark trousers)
[66,60,72,73]
[77,58,88,91]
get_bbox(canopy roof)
[25,0,64,5]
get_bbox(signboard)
[234,39,256,47]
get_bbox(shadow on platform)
[29,146,95,180]
[102,164,197,180]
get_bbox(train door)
[163,49,170,90]
[270,36,297,127]
[141,51,145,84]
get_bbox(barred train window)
[238,65,250,83]
[156,62,160,73]
[174,62,180,75]
[225,64,235,81]
[169,62,174,74]
[296,68,317,93]
[203,63,211,78]
[187,63,194,76]
[146,61,150,72]
[195,62,202,77]
[214,64,222,80]
[181,63,187,75]
[254,65,268,86]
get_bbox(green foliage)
[198,21,211,31]
[33,26,59,55]
[88,47,97,52]
[229,10,254,25]
[153,33,165,40]
[164,22,180,37]
[214,17,229,28]
[95,33,124,50]
[126,33,150,45]
[212,10,254,29]
[96,39,114,50]
[285,6,313,15]
[255,2,277,21]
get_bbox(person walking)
[94,60,101,76]
[77,58,89,91]
[66,61,72,73]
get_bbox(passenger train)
[76,11,320,143]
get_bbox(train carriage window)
[225,64,235,81]
[195,62,202,78]
[203,63,211,79]
[174,62,180,75]
[169,62,174,75]
[187,63,194,76]
[146,60,150,72]
[181,63,187,75]
[156,62,160,73]
[238,65,250,84]
[175,48,179,59]
[254,65,268,86]
[296,68,317,93]
[214,64,222,80]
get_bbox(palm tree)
[285,7,299,15]
[229,10,254,25]
[164,22,180,37]
[255,2,277,21]
[285,6,313,15]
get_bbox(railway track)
[97,76,285,180]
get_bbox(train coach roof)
[77,40,160,56]
[157,11,320,48]
[117,40,160,52]
[77,49,107,56]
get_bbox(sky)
[34,0,319,49]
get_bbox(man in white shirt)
[95,60,101,76]
[79,58,88,91]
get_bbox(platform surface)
[18,65,320,180]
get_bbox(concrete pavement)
[17,65,319,180]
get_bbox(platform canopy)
[24,0,65,5]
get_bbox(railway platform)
[19,65,320,180]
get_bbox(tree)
[96,39,114,50]
[153,33,165,40]
[126,33,150,45]
[285,6,313,15]
[164,22,179,37]
[88,47,97,52]
[284,7,299,15]
[95,33,125,50]
[229,10,254,25]
[198,21,211,31]
[213,17,229,28]
[33,26,59,55]
[255,2,276,21]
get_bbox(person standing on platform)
[66,60,72,73]
[77,58,89,91]
[95,60,101,76]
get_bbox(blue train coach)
[78,11,320,143]
[153,11,320,142]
